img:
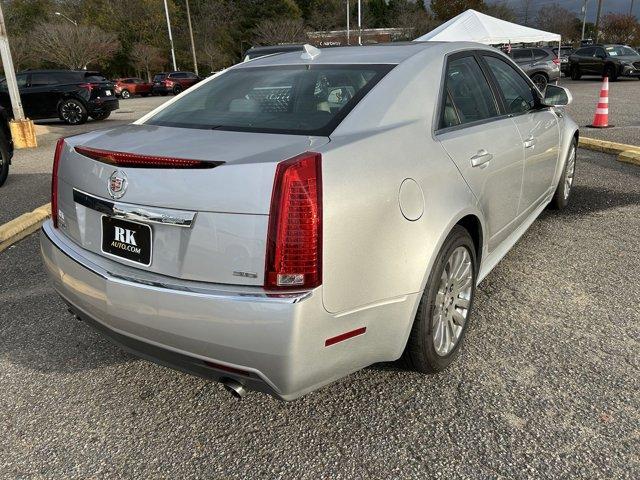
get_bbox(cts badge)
[108,170,128,199]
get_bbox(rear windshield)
[153,74,167,82]
[146,64,393,136]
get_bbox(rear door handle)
[524,136,536,149]
[470,149,493,168]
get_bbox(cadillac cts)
[41,43,578,400]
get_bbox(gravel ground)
[0,148,638,479]
[560,77,640,146]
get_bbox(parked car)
[243,44,306,62]
[509,47,561,90]
[152,71,200,95]
[42,43,578,400]
[569,44,640,80]
[552,46,575,75]
[114,78,153,99]
[0,70,118,125]
[0,106,13,187]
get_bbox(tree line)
[1,0,639,79]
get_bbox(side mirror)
[543,85,572,107]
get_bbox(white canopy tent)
[415,9,561,46]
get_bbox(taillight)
[51,138,65,228]
[165,80,174,87]
[265,152,322,290]
[74,145,222,169]
[552,58,560,65]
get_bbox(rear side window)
[578,47,595,56]
[30,73,58,87]
[484,56,536,114]
[147,64,393,136]
[532,49,549,60]
[513,50,532,62]
[440,56,498,128]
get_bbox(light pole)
[357,0,362,45]
[581,0,587,40]
[594,0,603,43]
[163,0,177,71]
[346,0,350,45]
[185,0,198,76]
[54,12,78,27]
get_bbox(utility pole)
[163,0,177,71]
[594,0,603,43]
[581,0,588,40]
[631,0,635,15]
[0,3,36,147]
[357,0,362,45]
[346,0,350,45]
[185,0,198,76]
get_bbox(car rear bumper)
[152,86,172,94]
[40,221,418,400]
[88,98,119,114]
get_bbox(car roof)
[237,42,461,67]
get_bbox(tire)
[58,98,88,125]
[120,89,131,99]
[531,73,548,92]
[570,65,582,80]
[90,111,111,121]
[402,226,477,373]
[141,93,149,97]
[173,85,183,95]
[604,65,618,81]
[0,141,9,187]
[550,139,577,210]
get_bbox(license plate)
[101,216,152,266]
[104,90,112,96]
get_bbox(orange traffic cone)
[589,77,612,128]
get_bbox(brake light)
[164,80,174,87]
[51,138,65,228]
[74,145,222,169]
[265,152,322,290]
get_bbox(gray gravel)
[560,77,640,146]
[0,148,638,479]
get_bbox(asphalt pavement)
[1,148,638,479]
[560,77,640,146]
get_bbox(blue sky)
[490,0,639,21]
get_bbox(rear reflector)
[74,145,222,169]
[325,327,367,347]
[51,138,66,228]
[265,152,322,290]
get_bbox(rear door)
[481,53,560,215]
[593,47,607,76]
[436,52,524,251]
[27,72,62,117]
[512,49,533,74]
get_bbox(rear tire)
[120,89,131,99]
[402,226,477,373]
[58,98,88,125]
[531,73,548,92]
[173,85,183,95]
[90,111,111,121]
[570,65,582,80]
[550,139,577,210]
[0,141,9,187]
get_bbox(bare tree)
[31,22,119,69]
[9,36,33,71]
[200,41,234,73]
[130,43,165,81]
[535,4,580,42]
[520,0,535,25]
[253,18,307,45]
[600,13,639,45]
[393,3,439,39]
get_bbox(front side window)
[147,64,392,136]
[0,73,28,91]
[604,45,636,56]
[440,56,498,128]
[594,48,606,58]
[484,56,536,114]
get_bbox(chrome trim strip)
[42,222,312,304]
[73,188,196,228]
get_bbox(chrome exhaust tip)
[221,378,247,399]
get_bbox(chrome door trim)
[73,188,196,227]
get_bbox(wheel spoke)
[454,296,470,310]
[452,309,466,327]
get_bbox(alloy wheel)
[61,102,83,124]
[432,246,473,356]
[564,145,576,200]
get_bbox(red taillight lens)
[552,58,560,65]
[51,138,65,228]
[265,152,322,290]
[165,80,174,87]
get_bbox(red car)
[114,78,153,99]
[152,71,200,95]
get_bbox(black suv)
[568,44,640,81]
[0,106,14,186]
[0,70,119,125]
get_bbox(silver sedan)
[41,42,578,400]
